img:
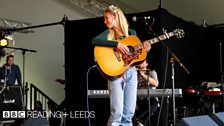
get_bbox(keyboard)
[88,88,182,98]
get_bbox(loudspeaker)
[211,112,224,126]
[176,115,218,126]
[0,86,23,121]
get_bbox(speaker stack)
[176,112,224,126]
[210,112,224,126]
[0,86,23,121]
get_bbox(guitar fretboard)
[149,32,174,44]
[133,32,174,50]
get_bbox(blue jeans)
[107,67,137,126]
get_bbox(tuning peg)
[174,29,185,38]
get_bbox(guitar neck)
[133,31,175,51]
[148,32,174,44]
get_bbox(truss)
[63,0,109,17]
[62,0,137,17]
[0,17,34,34]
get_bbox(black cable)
[142,18,170,126]
[156,47,169,126]
[86,64,97,126]
[220,42,223,83]
[141,17,172,126]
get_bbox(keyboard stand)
[147,83,151,126]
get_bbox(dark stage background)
[64,8,224,126]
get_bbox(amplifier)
[0,86,23,121]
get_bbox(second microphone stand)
[147,28,189,126]
[145,69,151,126]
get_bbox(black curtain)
[64,8,223,126]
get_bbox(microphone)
[132,16,152,22]
[136,68,150,71]
[91,65,97,68]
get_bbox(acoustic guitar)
[94,29,184,80]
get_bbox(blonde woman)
[91,5,151,126]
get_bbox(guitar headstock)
[173,29,185,38]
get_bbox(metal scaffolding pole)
[0,17,34,34]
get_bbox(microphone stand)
[220,42,223,84]
[147,71,151,126]
[3,46,36,126]
[146,25,189,126]
[170,57,176,125]
[219,42,224,111]
[163,38,190,126]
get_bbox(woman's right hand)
[117,43,129,54]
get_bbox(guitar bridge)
[122,49,142,66]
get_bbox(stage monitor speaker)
[210,112,224,126]
[175,115,218,126]
[0,86,23,121]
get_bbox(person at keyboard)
[135,59,159,126]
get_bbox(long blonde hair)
[104,5,129,40]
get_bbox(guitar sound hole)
[127,46,135,54]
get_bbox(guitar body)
[94,35,147,79]
[94,29,185,80]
